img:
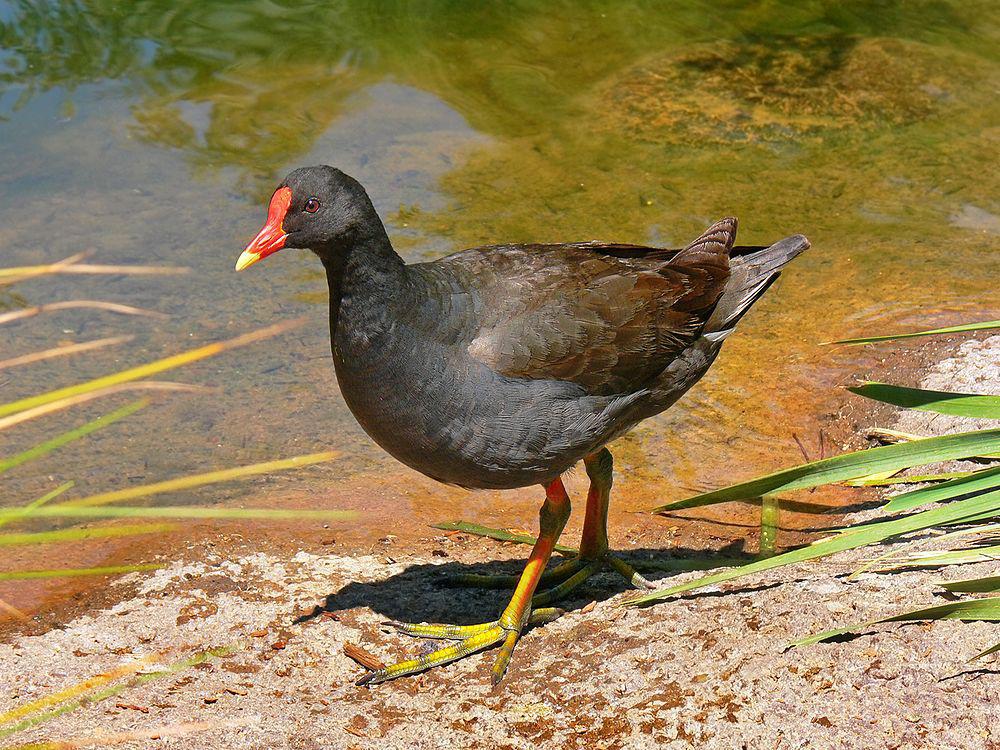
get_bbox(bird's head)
[235,165,376,271]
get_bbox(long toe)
[385,619,501,641]
[358,625,508,686]
[603,553,657,590]
[529,552,656,607]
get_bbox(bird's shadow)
[295,542,755,627]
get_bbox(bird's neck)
[322,222,407,344]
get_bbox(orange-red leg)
[359,478,571,686]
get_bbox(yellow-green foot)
[357,607,564,687]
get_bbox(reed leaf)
[0,481,74,530]
[0,524,176,547]
[0,251,90,287]
[850,383,1000,419]
[0,319,302,419]
[630,488,1000,606]
[758,495,780,559]
[845,471,974,487]
[0,564,163,581]
[0,382,203,432]
[58,451,340,508]
[432,520,578,554]
[0,261,187,282]
[941,575,1000,593]
[651,429,1000,513]
[0,300,166,326]
[0,646,233,738]
[884,466,1000,512]
[0,400,146,476]
[971,642,1000,660]
[886,544,1000,567]
[0,336,134,372]
[867,427,1000,459]
[829,320,1000,346]
[790,597,1000,647]
[0,506,355,522]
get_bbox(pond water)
[0,1,998,615]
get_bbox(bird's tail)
[704,233,810,335]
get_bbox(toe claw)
[356,670,381,687]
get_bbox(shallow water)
[0,1,998,612]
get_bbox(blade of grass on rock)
[790,596,1000,647]
[0,564,163,581]
[970,642,1000,660]
[846,470,974,487]
[889,544,1000,567]
[0,523,176,547]
[652,429,1000,513]
[630,488,1000,606]
[0,382,203,432]
[867,427,1000,460]
[941,575,1000,593]
[58,451,340,508]
[0,319,302,419]
[829,319,1000,346]
[0,300,166,326]
[850,383,1000,419]
[0,646,232,737]
[0,400,147,476]
[885,466,1000,512]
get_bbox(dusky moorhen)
[236,165,809,686]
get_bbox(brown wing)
[455,218,736,395]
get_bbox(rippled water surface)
[1,1,998,608]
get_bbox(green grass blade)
[829,319,1000,346]
[846,471,974,487]
[893,544,1000,567]
[885,466,1000,512]
[866,428,1000,459]
[0,481,74,530]
[630,488,1000,606]
[0,506,355,522]
[432,521,577,554]
[0,523,176,547]
[970,642,1000,660]
[850,383,1000,419]
[0,564,163,581]
[758,495,780,559]
[941,575,1000,593]
[791,596,1000,647]
[0,400,146,476]
[651,429,1000,513]
[0,646,232,739]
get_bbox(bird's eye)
[304,197,320,213]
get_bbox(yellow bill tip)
[234,250,261,272]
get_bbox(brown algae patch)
[602,37,980,144]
